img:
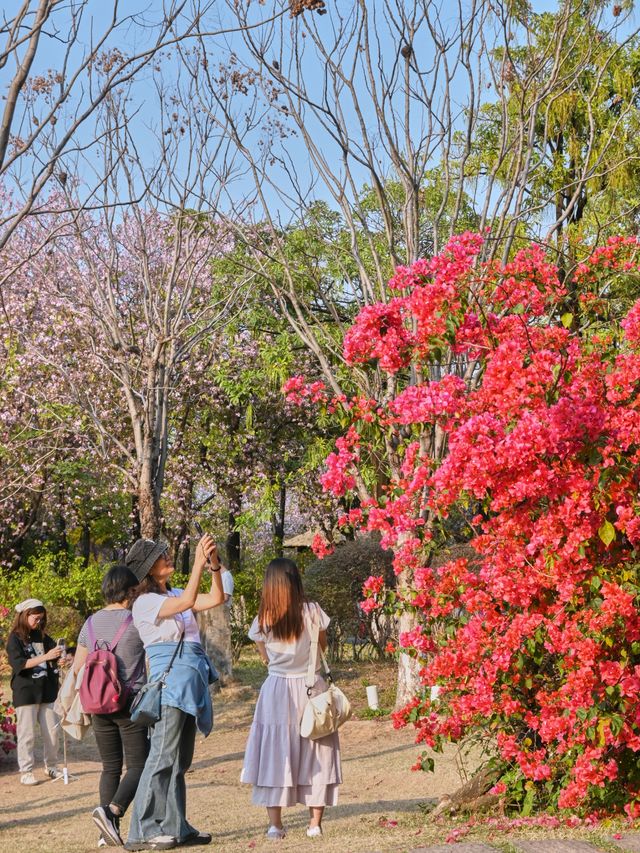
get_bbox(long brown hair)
[258,558,307,641]
[128,573,170,605]
[11,607,47,643]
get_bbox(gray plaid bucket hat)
[125,538,169,582]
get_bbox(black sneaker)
[92,806,123,846]
[177,832,212,846]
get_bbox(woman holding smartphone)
[123,533,224,851]
[6,599,63,785]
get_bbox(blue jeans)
[126,705,197,842]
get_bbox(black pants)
[92,710,150,812]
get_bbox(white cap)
[15,598,45,613]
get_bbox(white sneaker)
[266,826,286,840]
[45,766,64,780]
[306,826,323,838]
[98,839,107,849]
[20,772,38,786]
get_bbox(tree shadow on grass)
[189,751,245,771]
[344,742,417,763]
[189,793,434,843]
[0,795,95,830]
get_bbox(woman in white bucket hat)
[6,598,64,785]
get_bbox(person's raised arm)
[192,554,225,613]
[157,535,214,619]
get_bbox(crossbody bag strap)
[160,632,185,683]
[305,615,319,691]
[318,643,332,682]
[305,605,331,692]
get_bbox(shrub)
[303,535,395,659]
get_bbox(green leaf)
[522,786,535,816]
[561,312,573,328]
[598,520,616,547]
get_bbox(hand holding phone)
[56,638,67,664]
[193,521,220,572]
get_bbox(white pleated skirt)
[241,673,342,807]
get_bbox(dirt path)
[0,678,469,853]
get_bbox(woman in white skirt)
[241,558,342,840]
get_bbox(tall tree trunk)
[139,480,161,539]
[55,485,67,554]
[226,490,241,571]
[395,603,423,709]
[130,494,141,542]
[197,605,233,685]
[180,544,190,574]
[271,481,286,557]
[81,523,91,567]
[393,535,423,709]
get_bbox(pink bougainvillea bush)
[0,695,16,756]
[287,233,640,814]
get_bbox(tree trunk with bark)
[197,605,233,685]
[271,481,286,557]
[395,592,424,709]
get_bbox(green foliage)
[0,548,105,644]
[303,536,395,660]
[359,706,389,720]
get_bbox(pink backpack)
[79,615,135,715]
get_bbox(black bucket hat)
[125,538,169,582]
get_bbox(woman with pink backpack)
[74,564,149,848]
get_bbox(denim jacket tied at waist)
[146,641,218,736]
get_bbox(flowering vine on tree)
[287,232,640,814]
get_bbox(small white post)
[366,685,379,710]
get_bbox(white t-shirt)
[222,570,234,598]
[132,589,201,647]
[248,602,330,677]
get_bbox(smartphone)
[56,638,66,651]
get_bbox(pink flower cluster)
[282,375,328,405]
[319,426,360,496]
[311,533,335,559]
[343,300,412,372]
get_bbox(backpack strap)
[86,613,133,652]
[110,613,133,652]
[86,616,97,651]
